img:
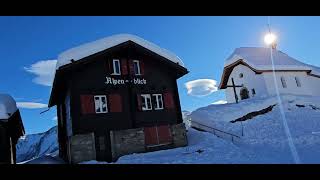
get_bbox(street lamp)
[264,31,301,164]
[264,33,277,49]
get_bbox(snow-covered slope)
[16,126,58,163]
[21,95,320,164]
[83,95,320,164]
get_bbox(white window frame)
[295,77,301,87]
[94,95,108,114]
[141,94,152,111]
[153,94,164,110]
[133,60,141,75]
[280,76,287,88]
[112,59,121,75]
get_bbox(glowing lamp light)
[264,33,277,46]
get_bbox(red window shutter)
[109,94,122,112]
[144,126,158,146]
[158,125,172,144]
[129,60,134,75]
[140,61,145,75]
[121,58,128,75]
[80,95,94,114]
[164,92,175,110]
[108,59,113,74]
[137,94,142,111]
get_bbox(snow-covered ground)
[18,95,320,164]
[83,95,320,164]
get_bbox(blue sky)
[1,16,320,134]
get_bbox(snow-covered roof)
[225,47,320,76]
[0,94,18,120]
[56,34,185,69]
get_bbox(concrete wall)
[262,71,313,96]
[69,133,96,164]
[225,64,320,103]
[307,75,320,96]
[226,64,267,103]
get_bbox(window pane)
[101,97,107,112]
[295,77,301,87]
[115,61,120,74]
[281,77,287,88]
[147,97,152,109]
[158,95,163,109]
[94,97,101,112]
[152,95,157,109]
[134,61,140,75]
[141,95,147,110]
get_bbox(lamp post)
[264,31,301,164]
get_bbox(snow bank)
[57,34,184,69]
[0,94,18,120]
[191,95,320,134]
[191,96,278,125]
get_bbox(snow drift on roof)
[56,34,184,69]
[0,94,18,120]
[225,47,320,75]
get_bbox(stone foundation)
[69,133,96,164]
[66,123,188,163]
[110,128,145,161]
[110,123,188,160]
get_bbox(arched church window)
[251,89,256,96]
[280,76,287,88]
[295,77,301,87]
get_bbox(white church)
[219,47,320,103]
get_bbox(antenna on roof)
[265,17,277,50]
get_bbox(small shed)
[0,94,25,164]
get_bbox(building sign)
[105,76,147,86]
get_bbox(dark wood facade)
[49,41,188,162]
[0,110,25,164]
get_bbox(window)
[280,76,287,88]
[133,60,141,75]
[112,59,121,75]
[141,94,152,111]
[295,77,301,87]
[239,73,244,78]
[94,95,108,113]
[251,88,256,96]
[153,94,164,110]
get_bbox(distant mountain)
[16,126,58,163]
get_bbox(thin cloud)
[52,116,58,121]
[212,100,227,105]
[17,102,48,109]
[24,60,57,86]
[185,79,218,97]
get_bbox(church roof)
[56,33,185,69]
[225,47,320,75]
[0,94,18,120]
[219,47,320,89]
